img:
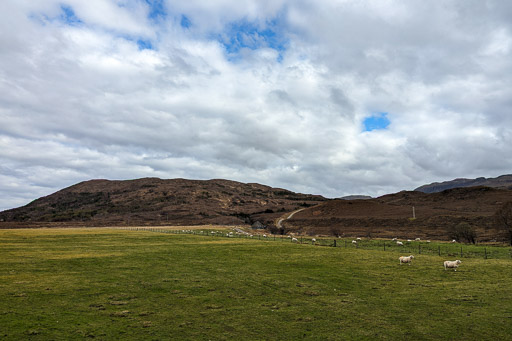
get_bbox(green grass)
[1,228,512,340]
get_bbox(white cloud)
[1,0,512,211]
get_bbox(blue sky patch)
[137,39,153,50]
[145,0,166,21]
[60,5,82,25]
[363,113,391,132]
[218,17,287,61]
[180,15,191,28]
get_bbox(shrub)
[449,222,477,244]
[495,201,512,246]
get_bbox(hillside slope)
[0,178,326,227]
[283,186,512,242]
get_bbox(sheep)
[292,237,298,242]
[451,239,457,243]
[312,238,316,244]
[392,237,398,241]
[399,255,414,265]
[356,237,362,240]
[426,240,431,243]
[352,240,357,244]
[444,260,461,271]
[396,241,404,246]
[263,234,267,238]
[407,239,412,242]
[415,238,421,241]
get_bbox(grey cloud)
[1,0,512,211]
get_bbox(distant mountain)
[0,178,326,227]
[339,195,372,200]
[415,174,512,193]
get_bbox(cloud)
[1,0,512,211]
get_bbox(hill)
[0,178,326,227]
[415,174,512,193]
[282,186,512,242]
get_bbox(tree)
[448,222,477,244]
[495,201,512,245]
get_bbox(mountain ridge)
[415,174,512,193]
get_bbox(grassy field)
[1,228,512,340]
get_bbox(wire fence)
[117,227,512,260]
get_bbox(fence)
[116,227,512,260]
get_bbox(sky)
[1,0,512,211]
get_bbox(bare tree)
[495,201,512,245]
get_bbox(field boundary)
[115,226,512,260]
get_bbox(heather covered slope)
[0,178,326,227]
[283,186,512,242]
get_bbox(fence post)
[419,244,421,254]
[461,246,463,258]
[334,239,337,247]
[438,246,440,256]
[384,243,386,251]
[485,248,487,259]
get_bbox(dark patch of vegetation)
[448,222,477,244]
[495,201,512,245]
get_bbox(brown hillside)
[283,186,512,242]
[0,178,326,227]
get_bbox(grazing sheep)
[399,255,415,265]
[392,238,398,241]
[407,239,412,242]
[356,237,361,240]
[292,237,298,242]
[426,240,431,243]
[352,240,357,244]
[451,239,457,243]
[396,241,404,246]
[444,260,461,271]
[415,238,421,241]
[312,238,316,243]
[263,234,267,238]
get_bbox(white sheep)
[263,234,267,238]
[444,260,461,271]
[415,238,421,241]
[396,241,404,246]
[312,238,316,243]
[426,240,431,243]
[451,239,456,243]
[292,237,298,242]
[356,237,362,240]
[392,238,398,241]
[399,255,414,265]
[352,240,357,244]
[407,239,412,242]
